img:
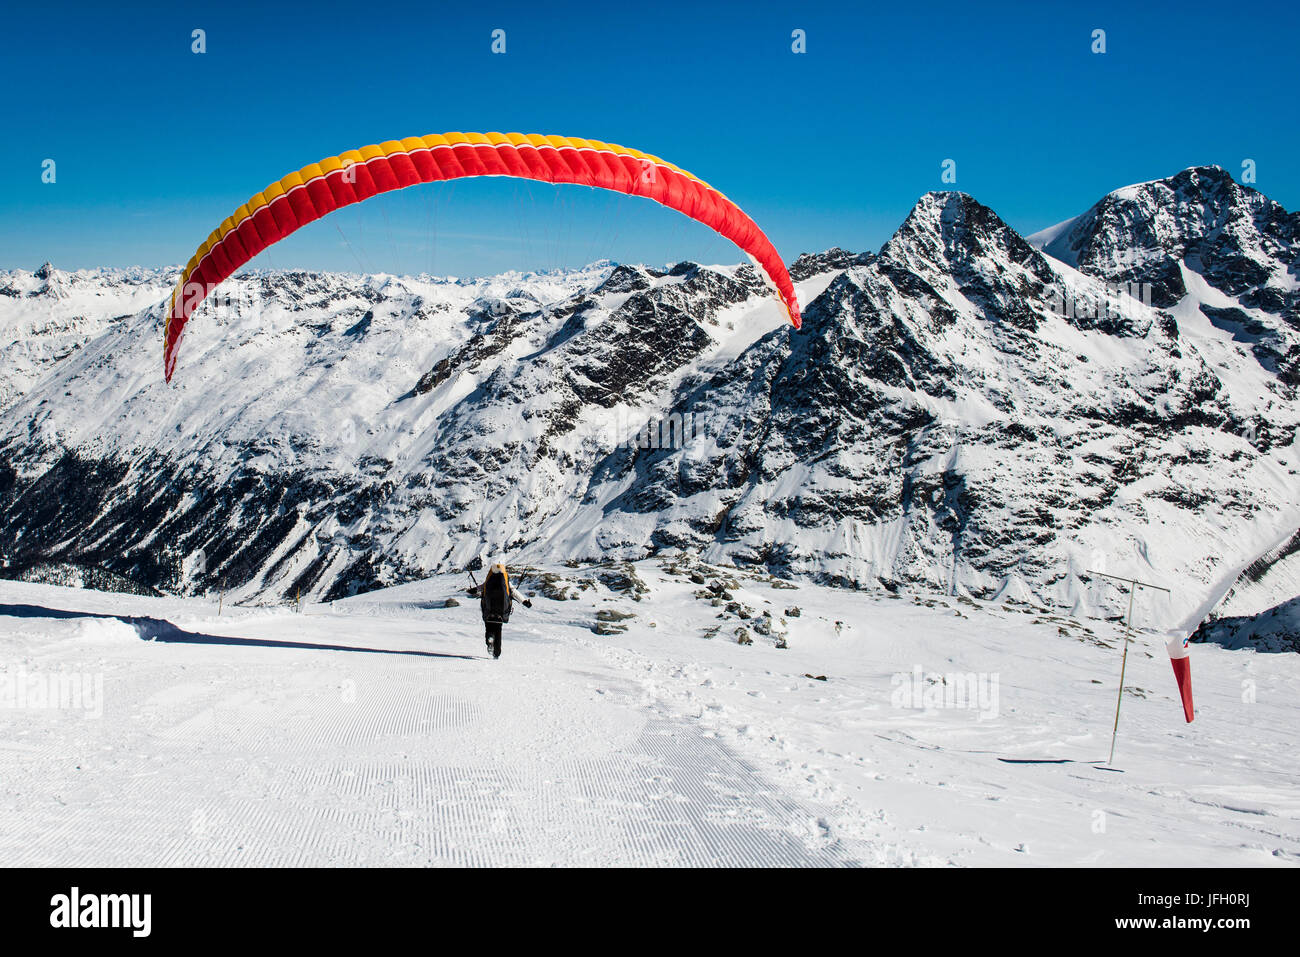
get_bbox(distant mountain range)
[1,166,1297,639]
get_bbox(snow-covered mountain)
[1,166,1297,632]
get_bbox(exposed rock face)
[1193,596,1300,654]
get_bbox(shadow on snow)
[0,603,477,661]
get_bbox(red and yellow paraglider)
[164,132,801,381]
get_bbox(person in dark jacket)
[467,562,530,659]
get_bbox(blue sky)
[1,0,1296,276]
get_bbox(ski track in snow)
[0,582,853,867]
[1,565,1297,868]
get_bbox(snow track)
[0,584,856,867]
[2,567,1296,867]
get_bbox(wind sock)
[1166,635,1195,723]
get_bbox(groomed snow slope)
[1,561,1295,867]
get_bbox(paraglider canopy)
[164,132,802,382]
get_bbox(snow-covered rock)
[1193,594,1300,653]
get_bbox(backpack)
[481,565,512,623]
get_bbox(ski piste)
[1,557,1295,866]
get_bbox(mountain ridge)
[1,169,1297,634]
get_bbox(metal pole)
[1085,570,1170,767]
[1108,585,1136,765]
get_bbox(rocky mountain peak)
[881,191,1047,281]
[1036,165,1299,309]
